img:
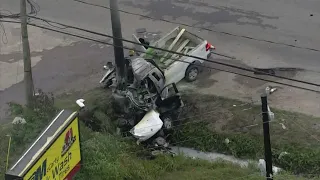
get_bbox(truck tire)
[185,64,199,82]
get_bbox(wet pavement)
[1,0,320,122]
[0,38,113,122]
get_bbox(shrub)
[5,91,55,162]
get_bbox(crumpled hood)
[131,57,155,82]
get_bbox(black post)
[261,94,273,180]
[110,0,126,90]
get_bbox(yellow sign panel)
[23,117,81,180]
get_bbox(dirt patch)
[192,78,218,89]
[233,74,267,89]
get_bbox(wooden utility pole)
[20,0,34,107]
[110,0,126,91]
[261,94,273,180]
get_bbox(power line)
[27,16,233,59]
[290,117,320,143]
[0,0,40,44]
[72,0,320,52]
[1,18,317,178]
[27,0,40,16]
[1,19,320,94]
[0,0,39,19]
[24,16,320,88]
[1,18,320,93]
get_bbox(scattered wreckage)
[101,56,183,149]
[97,27,215,149]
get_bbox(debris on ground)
[95,27,215,151]
[12,117,26,124]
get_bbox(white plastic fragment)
[76,99,85,108]
[265,86,277,95]
[278,152,289,159]
[279,123,287,130]
[12,117,26,124]
[267,105,275,120]
[258,159,282,176]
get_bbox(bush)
[273,147,320,176]
[2,91,59,170]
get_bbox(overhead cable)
[25,16,320,88]
[72,0,320,52]
[1,19,320,94]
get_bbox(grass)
[75,126,306,180]
[1,88,320,179]
[173,93,320,175]
[178,93,320,148]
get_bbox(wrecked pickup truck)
[98,27,215,150]
[132,26,215,84]
[99,55,183,149]
[100,26,215,87]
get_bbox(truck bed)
[142,27,203,70]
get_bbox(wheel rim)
[188,68,198,80]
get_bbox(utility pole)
[261,94,273,180]
[109,0,126,91]
[21,0,34,107]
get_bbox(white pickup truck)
[132,26,215,85]
[100,27,215,102]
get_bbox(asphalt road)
[1,0,320,122]
[2,0,320,69]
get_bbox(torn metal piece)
[267,105,275,120]
[130,110,163,142]
[265,86,277,95]
[278,151,289,159]
[279,123,287,130]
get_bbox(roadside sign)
[5,110,82,180]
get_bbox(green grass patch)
[1,89,319,179]
[76,127,305,180]
[172,94,320,176]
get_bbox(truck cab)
[130,57,165,94]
